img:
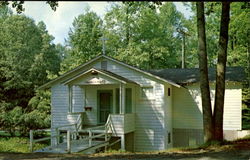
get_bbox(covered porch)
[61,68,138,150]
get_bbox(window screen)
[125,88,132,113]
[116,88,120,114]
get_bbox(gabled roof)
[38,55,181,89]
[38,55,104,89]
[63,68,139,85]
[148,67,247,85]
[102,55,181,87]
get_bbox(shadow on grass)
[0,149,250,160]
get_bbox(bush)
[0,90,51,136]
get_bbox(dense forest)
[0,2,249,135]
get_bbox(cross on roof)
[100,36,108,55]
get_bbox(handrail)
[66,114,114,153]
[30,113,83,152]
[30,113,114,153]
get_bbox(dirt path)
[0,149,249,160]
[1,140,250,160]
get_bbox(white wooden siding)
[95,60,166,151]
[72,85,84,113]
[124,113,135,133]
[109,113,135,136]
[84,86,98,125]
[50,58,167,151]
[92,60,166,151]
[135,84,165,151]
[51,84,70,127]
[173,83,242,130]
[165,84,173,148]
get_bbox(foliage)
[60,8,103,73]
[104,2,186,69]
[0,1,58,14]
[0,6,61,135]
[184,2,249,68]
[0,2,249,137]
[185,2,250,130]
[0,137,48,153]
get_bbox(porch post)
[121,134,125,151]
[119,83,125,114]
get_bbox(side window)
[168,132,171,144]
[116,88,132,113]
[125,88,132,113]
[116,88,120,114]
[141,86,154,99]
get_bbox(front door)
[98,90,112,124]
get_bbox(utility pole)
[177,28,190,68]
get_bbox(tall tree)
[105,2,185,69]
[213,2,231,141]
[60,8,103,73]
[196,2,213,143]
[0,11,61,135]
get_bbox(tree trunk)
[196,2,213,143]
[213,2,230,141]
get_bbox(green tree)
[60,8,103,73]
[0,11,61,135]
[0,1,58,14]
[105,2,186,69]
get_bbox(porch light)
[91,70,98,75]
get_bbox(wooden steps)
[35,139,107,153]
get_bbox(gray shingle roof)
[148,67,247,85]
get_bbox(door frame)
[97,90,113,124]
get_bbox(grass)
[93,137,250,157]
[0,137,49,153]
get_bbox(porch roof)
[62,68,139,85]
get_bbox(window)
[116,88,132,113]
[115,88,120,114]
[125,88,132,113]
[168,132,171,144]
[141,86,154,99]
[168,88,171,96]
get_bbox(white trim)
[38,55,104,89]
[63,68,127,85]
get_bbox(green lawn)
[0,137,48,153]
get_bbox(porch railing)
[29,113,83,152]
[65,114,115,153]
